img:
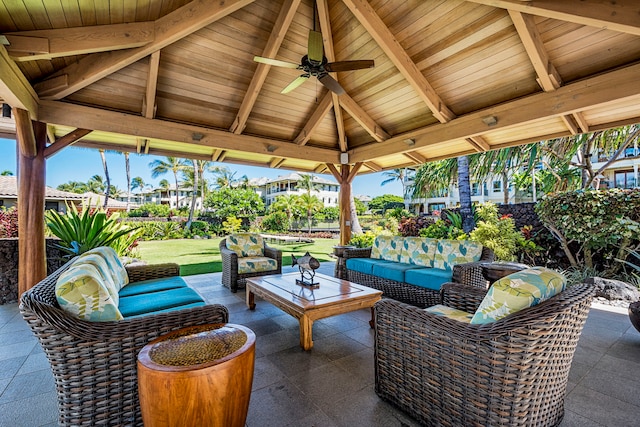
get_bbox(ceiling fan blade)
[318,74,345,95]
[253,56,299,69]
[281,75,309,94]
[308,30,324,63]
[324,60,375,73]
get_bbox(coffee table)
[245,272,382,350]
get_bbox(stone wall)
[0,239,68,305]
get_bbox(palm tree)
[381,168,412,209]
[123,152,131,211]
[98,149,111,208]
[298,193,323,233]
[131,176,146,191]
[183,159,199,230]
[158,179,170,190]
[57,181,87,193]
[1,170,13,176]
[210,166,236,189]
[297,173,320,196]
[271,194,299,224]
[149,156,188,208]
[457,156,474,233]
[196,160,210,199]
[86,175,106,194]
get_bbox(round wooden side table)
[137,323,256,427]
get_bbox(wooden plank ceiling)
[1,0,640,175]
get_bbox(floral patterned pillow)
[424,304,473,323]
[227,233,264,257]
[433,239,483,271]
[470,267,566,324]
[400,237,437,267]
[370,235,403,262]
[83,246,129,287]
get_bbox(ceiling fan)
[254,29,374,95]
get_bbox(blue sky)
[0,138,401,198]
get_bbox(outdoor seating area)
[1,261,639,426]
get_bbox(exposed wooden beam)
[44,128,92,158]
[467,0,640,36]
[294,92,333,145]
[35,0,255,100]
[46,125,56,144]
[508,11,561,91]
[403,151,426,164]
[14,108,36,157]
[573,112,590,133]
[0,46,38,118]
[5,22,155,62]
[211,149,224,162]
[230,0,301,134]
[363,161,381,172]
[561,115,580,135]
[350,63,640,162]
[35,75,68,98]
[326,163,341,182]
[317,0,347,151]
[38,100,340,164]
[339,93,390,142]
[347,162,363,183]
[314,164,327,173]
[143,51,161,119]
[466,136,490,152]
[342,0,455,123]
[270,157,286,168]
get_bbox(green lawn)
[136,238,340,276]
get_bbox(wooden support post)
[15,108,47,295]
[339,165,352,245]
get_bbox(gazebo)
[1,0,639,295]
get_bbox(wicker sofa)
[344,236,495,307]
[220,233,283,292]
[20,251,229,427]
[374,271,595,427]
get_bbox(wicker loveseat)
[374,269,595,427]
[20,252,228,427]
[344,236,494,307]
[220,233,282,292]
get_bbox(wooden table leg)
[299,315,313,350]
[246,288,255,310]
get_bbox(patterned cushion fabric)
[424,304,473,323]
[433,240,484,271]
[470,267,567,324]
[370,235,403,262]
[400,237,438,267]
[227,233,265,257]
[237,257,278,274]
[74,253,119,302]
[83,246,129,288]
[55,263,124,321]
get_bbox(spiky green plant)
[46,204,140,257]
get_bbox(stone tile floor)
[1,262,640,426]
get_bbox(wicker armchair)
[374,282,595,427]
[20,259,229,427]
[219,236,282,292]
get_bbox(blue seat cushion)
[119,287,205,318]
[118,276,188,297]
[372,262,423,283]
[404,268,453,291]
[346,258,394,275]
[124,302,207,319]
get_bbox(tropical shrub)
[469,203,523,261]
[222,216,243,234]
[204,188,264,223]
[536,189,640,274]
[398,215,435,237]
[385,207,411,221]
[349,231,376,248]
[316,207,340,222]
[0,206,19,238]
[262,211,290,232]
[46,204,141,257]
[419,219,466,240]
[183,220,209,238]
[368,194,404,214]
[127,203,172,218]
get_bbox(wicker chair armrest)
[440,282,488,312]
[125,263,180,282]
[343,247,372,259]
[451,261,489,288]
[376,283,594,342]
[480,246,495,262]
[219,244,239,263]
[264,244,282,265]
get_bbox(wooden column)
[327,162,362,246]
[15,108,47,295]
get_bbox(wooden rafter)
[229,0,301,134]
[211,149,224,162]
[508,11,561,91]
[0,46,38,118]
[573,112,590,133]
[467,0,640,36]
[294,92,333,145]
[5,22,155,62]
[44,128,92,158]
[363,161,381,172]
[270,158,286,168]
[34,0,255,100]
[403,151,426,164]
[561,115,580,135]
[350,62,640,162]
[143,51,161,119]
[341,0,455,123]
[339,94,390,142]
[38,100,340,164]
[466,136,490,152]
